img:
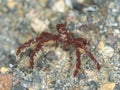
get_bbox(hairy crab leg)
[16,37,41,55]
[16,32,57,56]
[30,41,42,68]
[30,35,57,68]
[85,49,100,70]
[73,48,81,77]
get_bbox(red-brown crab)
[16,22,100,77]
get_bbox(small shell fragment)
[0,67,9,74]
[100,82,115,90]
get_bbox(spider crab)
[16,22,100,77]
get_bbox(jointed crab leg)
[30,35,57,68]
[16,32,57,56]
[85,49,100,70]
[73,47,81,77]
[30,41,42,69]
[16,37,40,55]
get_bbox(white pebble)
[99,46,114,58]
[56,50,61,56]
[114,29,120,37]
[52,0,66,12]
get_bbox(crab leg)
[16,32,57,55]
[30,41,42,68]
[85,49,100,70]
[29,35,57,68]
[73,48,81,77]
[16,37,40,55]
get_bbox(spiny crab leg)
[16,37,40,56]
[30,41,42,69]
[73,48,81,77]
[30,37,58,68]
[16,32,57,56]
[85,49,100,70]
